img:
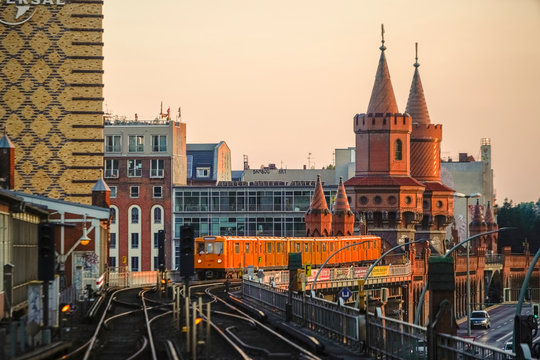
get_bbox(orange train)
[194,235,381,279]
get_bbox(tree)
[496,199,540,253]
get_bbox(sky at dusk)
[102,0,540,205]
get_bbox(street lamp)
[453,192,481,336]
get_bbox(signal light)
[533,304,539,318]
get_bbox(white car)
[503,341,513,359]
[470,310,491,329]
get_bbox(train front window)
[215,242,223,254]
[206,243,214,254]
[197,243,205,254]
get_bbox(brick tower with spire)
[469,200,487,251]
[305,175,332,236]
[332,177,355,236]
[483,202,498,253]
[406,43,455,253]
[345,25,425,248]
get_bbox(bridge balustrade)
[367,313,514,359]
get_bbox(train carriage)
[194,234,382,280]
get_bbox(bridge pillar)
[427,256,458,359]
[428,256,457,335]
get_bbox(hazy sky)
[103,0,540,204]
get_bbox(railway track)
[58,287,181,360]
[186,282,324,360]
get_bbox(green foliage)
[325,164,335,170]
[496,199,540,253]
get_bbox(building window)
[131,208,139,224]
[110,208,116,224]
[130,186,139,198]
[104,159,119,178]
[128,160,142,177]
[152,135,167,152]
[105,135,121,153]
[196,167,210,178]
[151,159,164,178]
[154,207,162,224]
[110,233,116,248]
[109,256,116,267]
[110,186,117,199]
[153,186,163,199]
[395,139,402,160]
[131,256,139,271]
[154,232,159,248]
[131,233,139,248]
[153,256,159,271]
[129,135,144,152]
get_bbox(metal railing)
[242,278,363,350]
[367,313,514,359]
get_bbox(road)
[457,303,537,351]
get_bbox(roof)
[332,177,352,214]
[308,175,329,211]
[11,191,110,219]
[367,42,399,114]
[0,133,14,148]
[92,176,110,192]
[422,182,454,193]
[405,55,431,125]
[344,175,425,188]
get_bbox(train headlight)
[197,259,202,264]
[217,259,222,264]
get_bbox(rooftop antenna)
[308,152,312,169]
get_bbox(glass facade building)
[172,183,337,268]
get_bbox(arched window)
[110,208,116,224]
[154,207,162,224]
[395,139,402,160]
[131,208,139,224]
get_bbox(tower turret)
[346,26,425,248]
[484,201,498,253]
[405,44,454,254]
[469,200,487,250]
[305,175,332,237]
[331,177,354,236]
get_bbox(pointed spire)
[367,24,399,115]
[308,175,329,212]
[405,42,431,124]
[471,199,485,225]
[484,201,496,225]
[332,177,352,214]
[92,170,110,192]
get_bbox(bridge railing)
[485,254,504,265]
[106,269,158,288]
[367,313,514,359]
[242,278,363,350]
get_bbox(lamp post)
[454,192,481,337]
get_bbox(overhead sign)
[371,265,389,277]
[339,287,352,301]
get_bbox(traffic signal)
[179,225,194,277]
[38,223,56,282]
[157,230,165,272]
[515,314,538,350]
[533,304,539,319]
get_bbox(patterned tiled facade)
[0,1,104,204]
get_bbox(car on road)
[503,341,513,359]
[470,310,491,329]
